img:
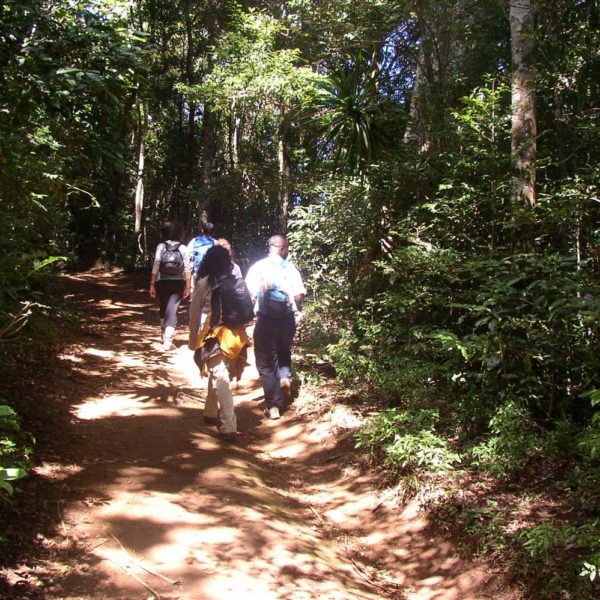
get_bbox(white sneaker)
[163,326,175,351]
[267,406,280,420]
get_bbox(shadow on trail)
[1,271,387,599]
[1,270,504,600]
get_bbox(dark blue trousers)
[253,313,296,409]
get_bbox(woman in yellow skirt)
[188,245,251,441]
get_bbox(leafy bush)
[470,400,543,477]
[578,412,600,464]
[519,520,600,592]
[356,408,461,474]
[0,403,31,498]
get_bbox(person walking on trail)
[245,235,306,420]
[215,238,242,279]
[149,221,191,351]
[188,245,253,442]
[189,221,216,292]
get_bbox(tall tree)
[510,0,537,209]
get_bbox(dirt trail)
[1,271,516,600]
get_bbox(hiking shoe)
[220,431,237,443]
[266,406,281,420]
[280,377,292,404]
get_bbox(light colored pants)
[204,355,237,434]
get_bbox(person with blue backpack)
[245,235,306,420]
[149,221,191,351]
[189,221,216,292]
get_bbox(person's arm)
[244,263,259,301]
[244,263,261,315]
[188,277,209,350]
[182,244,191,299]
[149,244,163,298]
[289,265,306,311]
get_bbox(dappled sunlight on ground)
[33,463,84,480]
[74,392,185,420]
[0,271,518,600]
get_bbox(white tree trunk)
[510,0,537,209]
[228,99,240,169]
[277,105,290,234]
[134,99,148,235]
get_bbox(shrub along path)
[0,270,520,599]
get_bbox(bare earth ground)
[0,270,521,600]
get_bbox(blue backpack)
[258,260,293,319]
[191,235,214,274]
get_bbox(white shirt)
[151,241,191,279]
[245,254,306,313]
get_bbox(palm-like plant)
[314,53,386,176]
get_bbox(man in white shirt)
[245,235,306,420]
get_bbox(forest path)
[5,271,514,600]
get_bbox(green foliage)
[470,401,542,477]
[312,52,393,175]
[0,0,147,267]
[519,520,600,593]
[462,500,510,556]
[185,11,318,111]
[0,404,31,497]
[578,413,600,464]
[356,408,461,474]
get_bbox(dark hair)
[197,245,232,284]
[161,221,183,242]
[201,221,214,235]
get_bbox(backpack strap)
[209,276,231,331]
[209,286,221,331]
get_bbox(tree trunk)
[134,99,148,235]
[277,108,291,234]
[228,99,240,170]
[510,0,537,210]
[199,106,218,217]
[403,42,432,150]
[185,5,196,180]
[404,0,462,152]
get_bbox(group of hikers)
[149,220,306,441]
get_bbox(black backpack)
[210,275,255,328]
[159,242,184,276]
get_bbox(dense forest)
[1,0,599,597]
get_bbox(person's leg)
[163,280,184,348]
[277,314,296,405]
[156,281,168,321]
[156,281,169,343]
[207,355,236,434]
[276,313,296,383]
[204,373,219,421]
[254,317,283,410]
